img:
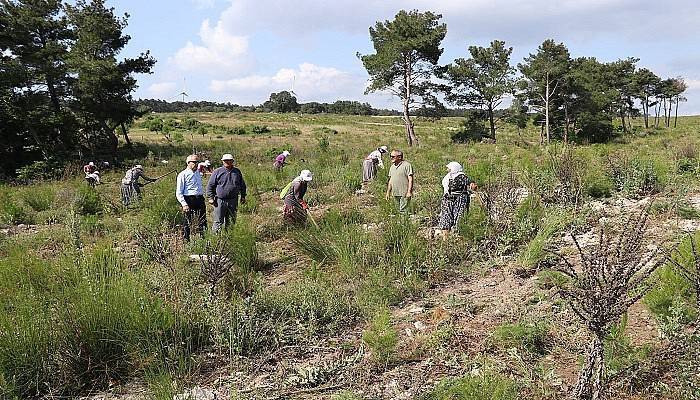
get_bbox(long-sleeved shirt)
[175,168,204,206]
[121,168,152,185]
[284,178,307,207]
[366,149,384,169]
[207,166,246,200]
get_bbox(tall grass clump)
[0,245,209,397]
[424,371,519,400]
[141,181,182,228]
[18,185,55,212]
[362,307,398,367]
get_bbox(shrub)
[425,372,519,400]
[451,111,489,143]
[249,125,270,134]
[0,194,34,225]
[73,186,103,215]
[19,186,55,212]
[228,126,247,135]
[607,156,663,198]
[316,135,330,152]
[362,307,398,366]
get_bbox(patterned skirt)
[362,159,377,182]
[283,203,307,224]
[438,194,470,230]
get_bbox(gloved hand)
[300,200,308,210]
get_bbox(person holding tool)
[207,153,247,232]
[176,155,206,241]
[120,164,156,205]
[281,169,313,225]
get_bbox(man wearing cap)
[176,154,206,241]
[121,164,156,205]
[363,145,388,183]
[207,153,247,231]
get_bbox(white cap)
[379,146,388,153]
[88,162,95,166]
[221,153,234,161]
[300,169,313,181]
[282,150,290,156]
[134,164,143,169]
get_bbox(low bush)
[73,186,103,215]
[19,186,55,212]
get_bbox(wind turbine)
[176,78,189,102]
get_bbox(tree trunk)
[574,334,605,400]
[654,101,660,128]
[403,61,417,146]
[402,100,416,147]
[619,109,627,134]
[488,105,496,141]
[643,95,649,129]
[545,74,550,144]
[121,123,132,147]
[667,98,673,128]
[564,104,570,144]
[674,97,679,128]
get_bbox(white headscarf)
[442,162,464,194]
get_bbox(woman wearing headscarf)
[273,150,291,171]
[362,145,388,183]
[283,169,313,224]
[438,162,476,237]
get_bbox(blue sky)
[115,0,700,114]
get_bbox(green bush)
[607,157,664,198]
[362,307,398,365]
[73,186,103,215]
[424,372,519,400]
[19,186,55,212]
[0,195,34,225]
[249,125,270,134]
[492,321,551,355]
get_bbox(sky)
[114,0,700,114]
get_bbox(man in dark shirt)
[206,153,247,231]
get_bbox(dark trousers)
[183,195,207,241]
[212,197,238,232]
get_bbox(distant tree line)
[134,95,464,117]
[0,0,154,177]
[358,10,689,145]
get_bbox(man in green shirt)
[385,150,414,214]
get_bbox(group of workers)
[85,146,476,241]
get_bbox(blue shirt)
[176,168,204,206]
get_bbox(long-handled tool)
[306,208,320,229]
[141,169,177,186]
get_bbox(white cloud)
[171,19,251,73]
[147,82,177,97]
[210,62,363,103]
[686,79,700,91]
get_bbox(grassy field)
[1,112,699,399]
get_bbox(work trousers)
[183,195,207,241]
[212,197,238,232]
[393,196,411,215]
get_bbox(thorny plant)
[135,224,182,273]
[550,207,668,400]
[198,237,234,298]
[548,147,584,207]
[664,235,700,322]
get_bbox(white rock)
[173,387,215,400]
[414,321,427,331]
